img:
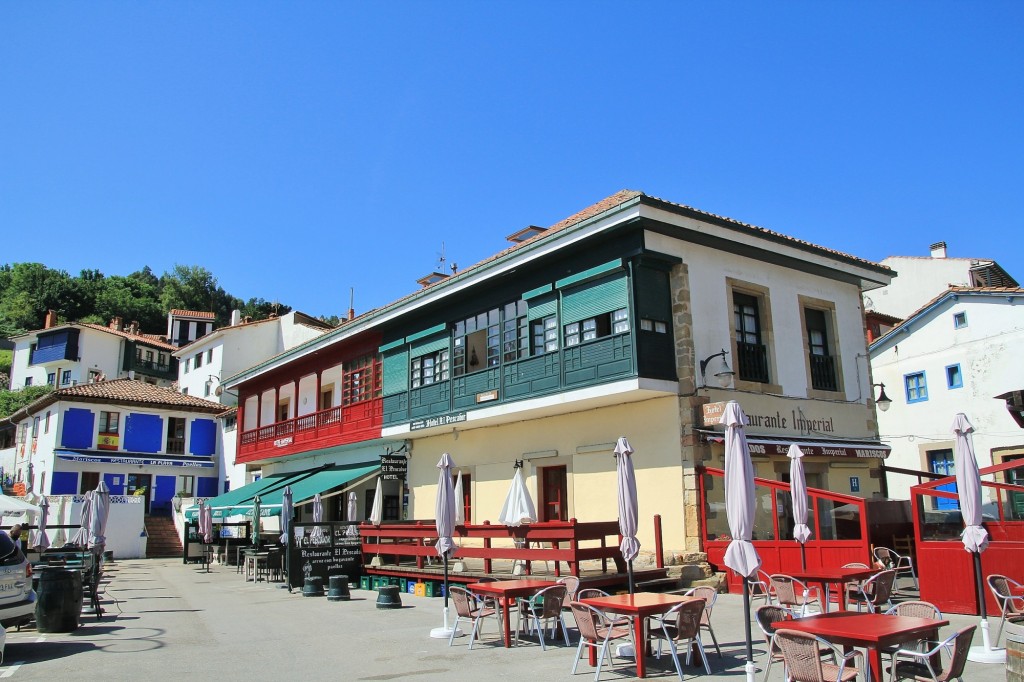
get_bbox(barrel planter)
[35,568,84,633]
[1008,619,1024,682]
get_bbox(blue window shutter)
[561,274,629,324]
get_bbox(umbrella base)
[429,626,463,639]
[451,561,466,573]
[968,646,1005,664]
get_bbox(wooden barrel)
[35,568,84,633]
[1008,619,1024,682]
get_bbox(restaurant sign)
[288,523,363,589]
[380,454,408,481]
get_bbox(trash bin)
[35,568,84,633]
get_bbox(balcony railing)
[809,353,838,391]
[166,438,185,455]
[240,405,368,452]
[736,341,769,383]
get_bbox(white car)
[0,534,36,632]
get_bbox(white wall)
[870,256,979,319]
[24,494,147,559]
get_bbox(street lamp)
[700,349,735,388]
[873,383,892,412]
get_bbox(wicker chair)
[515,584,570,650]
[557,575,580,609]
[887,625,975,682]
[987,574,1024,645]
[569,601,636,682]
[874,546,918,591]
[847,569,897,613]
[684,586,722,657]
[770,574,823,618]
[774,629,863,682]
[749,568,777,608]
[448,586,503,649]
[882,601,944,663]
[754,604,793,682]
[577,588,630,627]
[648,599,711,678]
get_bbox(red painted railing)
[238,402,381,460]
[699,466,871,593]
[911,458,1024,615]
[358,519,626,577]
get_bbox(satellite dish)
[214,385,224,397]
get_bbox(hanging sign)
[380,454,408,481]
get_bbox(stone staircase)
[145,516,183,558]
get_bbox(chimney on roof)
[347,287,355,321]
[230,309,241,326]
[129,321,139,334]
[44,310,58,329]
[110,316,122,331]
[930,241,948,259]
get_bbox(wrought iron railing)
[809,353,838,391]
[736,341,769,383]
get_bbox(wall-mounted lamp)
[699,349,735,388]
[872,383,892,412]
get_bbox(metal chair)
[648,598,711,678]
[577,588,630,627]
[882,601,944,664]
[557,575,580,610]
[515,584,570,650]
[770,573,823,618]
[887,625,975,682]
[874,546,918,591]
[774,628,863,682]
[754,604,793,682]
[987,574,1024,645]
[748,568,777,608]
[847,569,897,613]
[448,586,503,649]
[684,585,722,657]
[569,601,636,682]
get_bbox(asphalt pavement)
[0,558,1009,681]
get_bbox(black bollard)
[302,576,324,597]
[327,575,350,602]
[376,584,402,609]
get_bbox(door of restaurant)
[127,473,152,514]
[540,466,567,522]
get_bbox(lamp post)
[700,349,735,388]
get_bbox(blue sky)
[3,3,1022,320]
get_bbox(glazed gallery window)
[411,350,449,388]
[905,371,928,403]
[805,307,838,392]
[343,354,380,405]
[563,308,628,347]
[166,417,186,454]
[99,411,120,435]
[531,316,558,355]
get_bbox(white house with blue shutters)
[870,286,1024,501]
[3,378,224,515]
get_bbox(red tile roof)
[7,379,224,421]
[168,309,216,319]
[78,323,176,350]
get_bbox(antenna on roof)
[436,241,447,272]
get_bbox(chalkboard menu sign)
[287,522,363,589]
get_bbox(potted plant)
[172,489,190,512]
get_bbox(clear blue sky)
[3,3,1022,320]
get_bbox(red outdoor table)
[579,592,700,679]
[467,579,556,648]
[772,611,948,681]
[785,566,878,611]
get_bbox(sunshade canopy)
[185,462,379,519]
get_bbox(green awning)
[184,472,303,520]
[246,462,380,516]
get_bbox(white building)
[166,309,216,348]
[172,310,332,492]
[3,379,224,513]
[9,313,178,390]
[865,241,1017,319]
[870,286,1024,501]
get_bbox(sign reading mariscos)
[380,454,408,480]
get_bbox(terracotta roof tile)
[168,309,216,319]
[77,323,176,350]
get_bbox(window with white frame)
[411,349,449,388]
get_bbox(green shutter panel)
[382,348,409,396]
[410,334,449,357]
[561,274,629,324]
[528,294,557,321]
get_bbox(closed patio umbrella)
[251,495,262,546]
[52,495,68,547]
[310,493,327,545]
[954,413,1001,663]
[615,436,640,594]
[72,491,93,547]
[199,499,213,544]
[345,491,359,537]
[88,481,111,559]
[32,495,51,551]
[453,471,465,527]
[498,465,536,527]
[429,453,461,639]
[279,486,293,591]
[369,477,384,566]
[722,400,761,682]
[788,444,811,569]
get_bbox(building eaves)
[869,286,1024,352]
[226,190,893,386]
[169,309,216,319]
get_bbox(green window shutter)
[382,348,409,396]
[410,334,449,357]
[561,274,628,324]
[528,294,557,321]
